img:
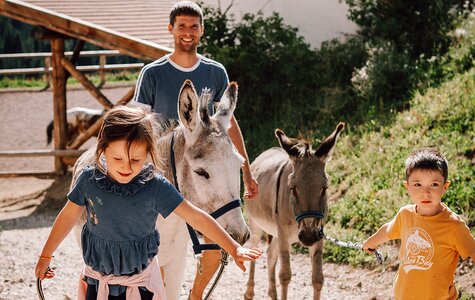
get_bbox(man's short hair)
[405,148,449,182]
[169,1,203,25]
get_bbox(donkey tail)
[46,120,54,145]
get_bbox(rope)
[324,235,384,264]
[36,278,45,300]
[203,251,229,300]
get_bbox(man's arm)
[228,115,259,200]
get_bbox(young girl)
[35,105,262,299]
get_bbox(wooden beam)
[62,156,81,166]
[0,171,57,178]
[32,26,68,40]
[0,149,86,157]
[65,39,85,81]
[0,0,171,61]
[51,38,68,175]
[61,57,114,109]
[68,86,135,150]
[117,86,136,105]
[68,115,104,150]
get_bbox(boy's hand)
[231,246,263,271]
[35,259,55,280]
[362,239,378,254]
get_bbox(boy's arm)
[363,222,391,253]
[173,199,262,271]
[35,200,85,279]
[228,115,259,200]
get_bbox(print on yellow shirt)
[402,227,434,273]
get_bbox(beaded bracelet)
[39,255,54,260]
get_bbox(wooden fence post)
[51,38,68,175]
[98,54,106,88]
[42,56,51,90]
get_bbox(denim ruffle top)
[68,165,184,296]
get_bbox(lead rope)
[203,250,229,300]
[36,266,51,300]
[324,235,384,264]
[170,132,230,300]
[36,277,45,300]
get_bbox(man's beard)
[176,40,198,52]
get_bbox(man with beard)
[133,1,258,299]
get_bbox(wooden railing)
[0,50,144,89]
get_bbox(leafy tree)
[344,0,472,59]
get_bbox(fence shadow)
[0,173,71,231]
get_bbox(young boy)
[363,148,475,300]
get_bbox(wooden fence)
[0,50,144,89]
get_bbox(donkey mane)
[159,118,180,135]
[291,140,313,157]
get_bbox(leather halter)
[170,132,241,256]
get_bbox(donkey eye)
[194,168,210,179]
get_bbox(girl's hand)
[35,258,55,280]
[231,246,263,272]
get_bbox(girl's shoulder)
[74,165,99,183]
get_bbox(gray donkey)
[244,123,345,300]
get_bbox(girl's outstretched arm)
[35,200,85,279]
[173,200,262,271]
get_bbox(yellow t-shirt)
[386,203,475,300]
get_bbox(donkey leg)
[266,236,279,300]
[244,220,263,300]
[309,242,324,300]
[160,242,188,300]
[277,237,292,300]
[189,240,221,300]
[157,215,189,300]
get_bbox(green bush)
[351,42,416,109]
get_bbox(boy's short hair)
[169,1,203,25]
[405,148,448,182]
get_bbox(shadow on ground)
[0,173,71,230]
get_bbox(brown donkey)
[244,123,344,300]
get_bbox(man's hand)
[243,170,258,200]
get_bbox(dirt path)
[0,87,472,299]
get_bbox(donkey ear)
[178,80,201,133]
[314,122,345,162]
[275,129,301,157]
[213,82,238,130]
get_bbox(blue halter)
[275,161,326,240]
